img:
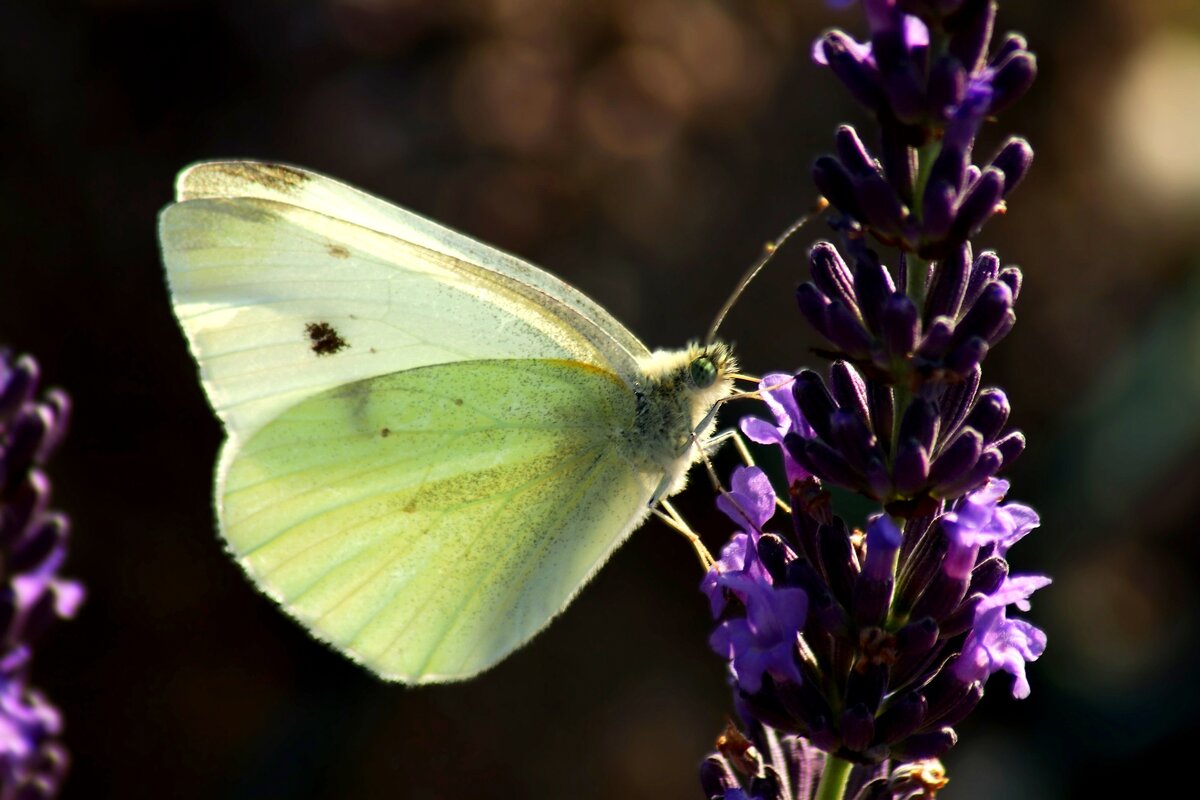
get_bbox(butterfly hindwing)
[220,358,654,682]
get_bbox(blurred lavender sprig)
[701,1,1047,796]
[0,351,81,798]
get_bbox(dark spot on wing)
[305,321,349,356]
[452,398,463,406]
[327,244,350,259]
[380,427,391,438]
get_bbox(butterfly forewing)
[174,161,651,361]
[160,195,640,443]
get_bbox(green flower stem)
[815,754,854,800]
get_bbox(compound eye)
[689,355,717,388]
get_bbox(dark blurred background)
[2,0,1199,797]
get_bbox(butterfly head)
[637,341,737,438]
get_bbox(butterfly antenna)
[705,197,829,345]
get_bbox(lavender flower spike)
[0,350,81,798]
[702,0,1047,791]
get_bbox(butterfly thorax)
[621,342,736,498]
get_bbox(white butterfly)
[159,161,736,682]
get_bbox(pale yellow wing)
[223,358,655,682]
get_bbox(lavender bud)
[998,265,1023,300]
[938,594,981,637]
[926,682,984,729]
[0,472,48,548]
[915,318,954,363]
[852,249,896,336]
[757,534,793,584]
[925,244,971,322]
[793,371,838,442]
[892,440,930,496]
[891,617,940,686]
[814,155,863,219]
[944,336,988,377]
[947,0,996,72]
[875,691,928,744]
[989,50,1037,116]
[898,399,939,453]
[879,126,918,202]
[937,365,981,435]
[935,446,1002,499]
[831,411,883,475]
[829,362,870,424]
[923,666,973,720]
[968,555,1009,597]
[0,356,38,420]
[963,251,1000,307]
[993,32,1029,63]
[962,388,1010,441]
[951,167,1006,239]
[9,513,67,574]
[855,516,901,625]
[818,520,858,607]
[856,172,908,235]
[881,294,920,358]
[993,431,1026,467]
[827,301,875,358]
[867,382,895,449]
[796,283,833,337]
[0,408,50,493]
[920,181,956,247]
[911,570,969,622]
[810,242,859,311]
[799,439,863,490]
[821,32,888,112]
[836,125,879,175]
[927,429,983,489]
[990,137,1034,195]
[841,704,876,751]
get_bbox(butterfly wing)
[173,160,650,370]
[222,358,653,682]
[159,162,664,682]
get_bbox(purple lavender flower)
[953,574,1050,699]
[740,374,815,486]
[0,350,81,798]
[705,468,808,695]
[701,0,1047,789]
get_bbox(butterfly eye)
[689,355,718,388]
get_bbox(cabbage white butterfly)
[159,161,736,683]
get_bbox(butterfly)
[159,161,736,683]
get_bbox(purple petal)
[717,466,777,531]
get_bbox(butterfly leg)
[691,424,793,519]
[651,501,714,568]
